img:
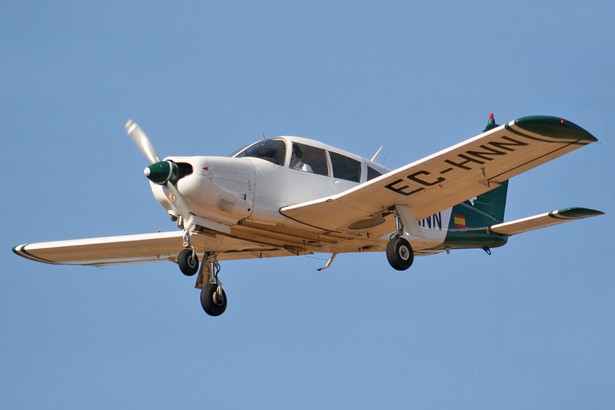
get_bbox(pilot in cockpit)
[290,144,313,173]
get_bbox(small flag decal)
[454,215,466,228]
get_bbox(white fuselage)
[150,136,451,253]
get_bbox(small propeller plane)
[13,114,603,316]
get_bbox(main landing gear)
[386,236,414,271]
[177,232,227,317]
[386,211,415,271]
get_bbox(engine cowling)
[144,161,192,185]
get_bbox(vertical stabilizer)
[474,113,508,222]
[467,181,509,223]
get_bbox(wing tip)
[12,243,60,264]
[513,115,598,143]
[551,207,604,219]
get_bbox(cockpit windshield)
[233,138,287,166]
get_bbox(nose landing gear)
[178,248,199,276]
[177,232,228,316]
[178,231,199,276]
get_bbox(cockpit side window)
[290,143,329,176]
[234,138,286,166]
[367,166,382,181]
[330,151,361,182]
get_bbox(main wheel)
[386,237,414,271]
[200,283,227,316]
[178,248,199,276]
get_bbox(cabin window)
[330,151,361,182]
[234,138,286,166]
[290,143,329,176]
[367,166,382,181]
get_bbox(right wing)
[281,116,598,233]
[13,231,304,266]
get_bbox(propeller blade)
[125,120,193,228]
[166,182,192,219]
[125,120,160,164]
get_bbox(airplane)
[13,114,603,317]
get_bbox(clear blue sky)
[2,1,614,409]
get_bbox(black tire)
[386,237,414,271]
[200,283,227,316]
[178,249,199,276]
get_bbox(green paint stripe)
[12,244,60,265]
[556,207,604,219]
[505,123,592,145]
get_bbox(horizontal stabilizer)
[490,207,603,236]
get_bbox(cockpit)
[233,137,387,183]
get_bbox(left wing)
[489,207,604,236]
[281,116,597,232]
[13,231,303,266]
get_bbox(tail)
[467,181,508,223]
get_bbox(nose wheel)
[177,232,228,316]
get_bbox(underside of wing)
[13,231,304,266]
[489,207,604,236]
[281,116,597,233]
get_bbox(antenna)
[371,145,384,162]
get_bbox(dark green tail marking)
[467,181,508,223]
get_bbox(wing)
[281,116,597,232]
[489,207,603,236]
[13,231,305,266]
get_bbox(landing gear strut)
[198,257,227,316]
[178,231,199,276]
[188,252,228,317]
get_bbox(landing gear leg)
[386,213,415,271]
[177,231,199,276]
[196,253,227,317]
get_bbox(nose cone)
[144,161,173,184]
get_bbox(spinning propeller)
[124,120,192,224]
